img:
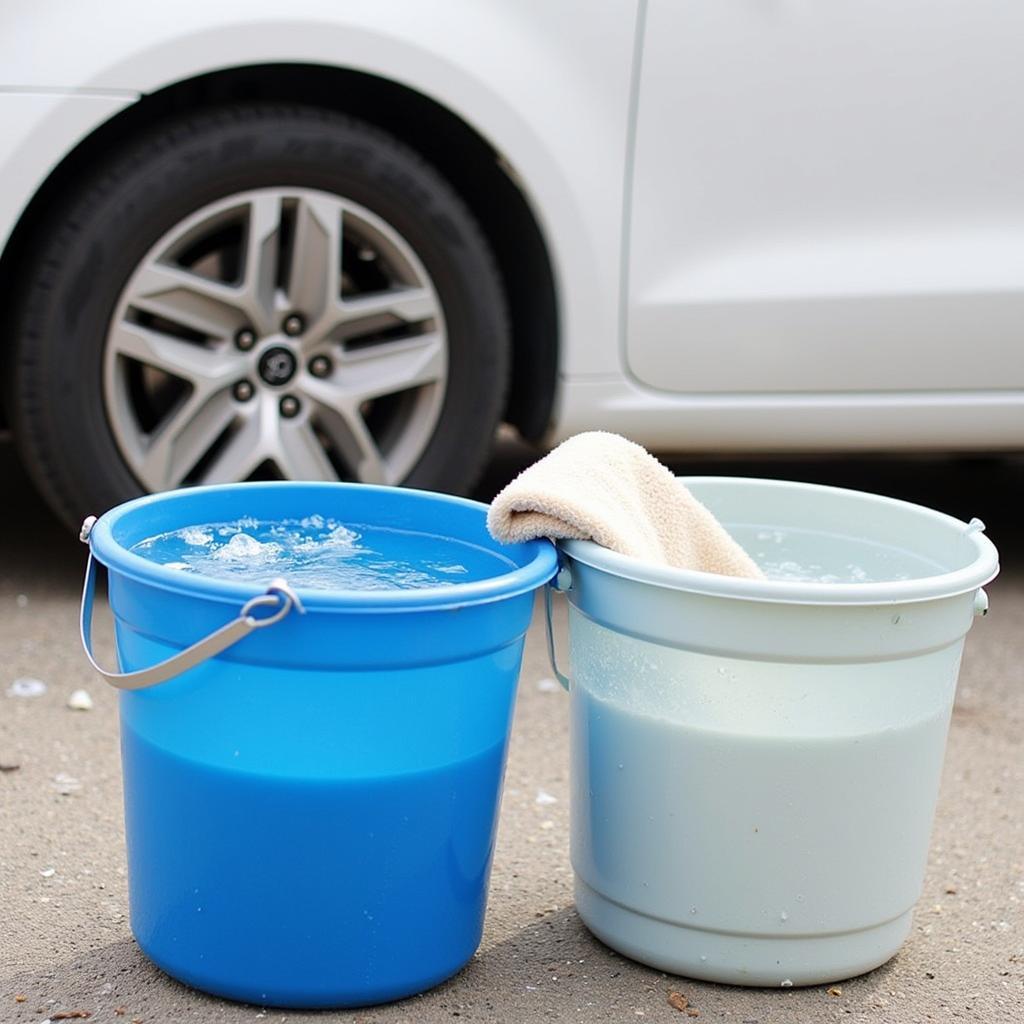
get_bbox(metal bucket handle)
[79,516,304,691]
[544,561,573,691]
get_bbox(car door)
[626,0,1024,397]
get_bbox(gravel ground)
[1,441,1021,1024]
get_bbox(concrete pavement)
[1,442,1022,1023]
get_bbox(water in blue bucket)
[129,515,515,590]
[81,482,557,1008]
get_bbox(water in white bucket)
[731,524,936,583]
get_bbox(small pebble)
[667,990,688,1011]
[827,986,842,996]
[535,789,558,805]
[781,978,793,988]
[536,678,560,693]
[40,867,55,878]
[6,678,46,698]
[67,690,94,711]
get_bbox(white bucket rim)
[560,476,999,607]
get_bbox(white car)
[2,2,1021,526]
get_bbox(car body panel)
[627,0,1024,396]
[1,0,1021,458]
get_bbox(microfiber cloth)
[487,431,764,579]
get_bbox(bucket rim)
[88,481,558,611]
[561,476,999,606]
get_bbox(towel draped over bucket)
[487,432,764,580]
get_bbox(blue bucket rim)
[88,481,558,611]
[561,476,1000,607]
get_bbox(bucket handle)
[544,562,573,692]
[79,517,304,691]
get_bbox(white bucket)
[548,478,998,987]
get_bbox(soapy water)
[730,525,941,583]
[131,516,514,591]
[567,611,958,961]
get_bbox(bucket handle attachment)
[79,517,304,691]
[544,562,573,692]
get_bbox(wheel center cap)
[258,345,298,386]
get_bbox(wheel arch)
[0,64,558,441]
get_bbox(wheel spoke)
[128,263,248,340]
[340,287,437,334]
[301,286,439,356]
[312,402,389,484]
[241,193,285,333]
[338,332,446,403]
[288,194,342,325]
[139,388,238,490]
[273,420,339,481]
[108,321,242,390]
[197,405,267,485]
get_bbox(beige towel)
[487,432,764,579]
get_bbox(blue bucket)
[80,482,556,1008]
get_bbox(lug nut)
[309,355,332,378]
[233,380,254,402]
[235,328,257,352]
[282,314,305,337]
[279,395,301,418]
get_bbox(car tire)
[10,103,509,529]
